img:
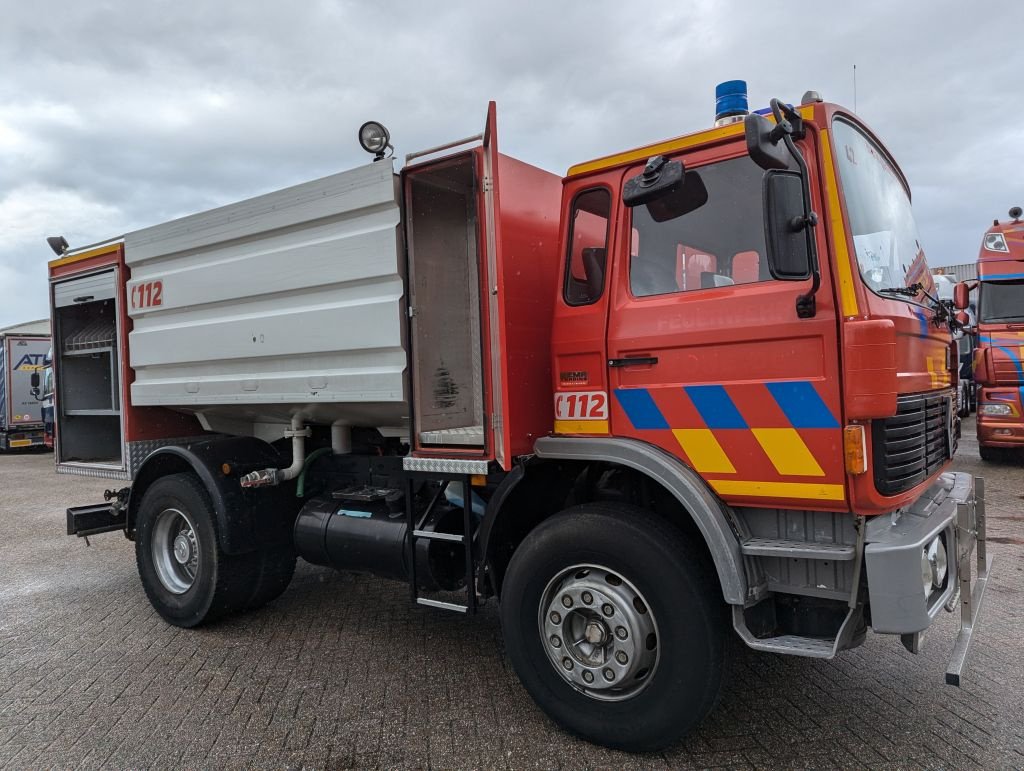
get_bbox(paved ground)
[1,419,1022,770]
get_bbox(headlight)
[920,548,933,597]
[979,403,1012,416]
[921,536,948,597]
[983,232,1009,252]
[927,536,948,588]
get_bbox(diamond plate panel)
[402,457,490,475]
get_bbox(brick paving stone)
[0,417,1021,769]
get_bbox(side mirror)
[764,171,813,280]
[956,311,972,330]
[953,281,971,310]
[623,156,708,223]
[623,156,683,207]
[30,372,40,389]
[745,113,791,171]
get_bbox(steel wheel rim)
[152,507,200,595]
[538,563,660,701]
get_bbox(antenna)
[853,64,858,112]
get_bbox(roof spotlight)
[1009,206,1022,221]
[358,121,392,161]
[46,235,69,257]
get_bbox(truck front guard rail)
[946,476,993,686]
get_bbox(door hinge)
[482,176,493,193]
[407,306,417,318]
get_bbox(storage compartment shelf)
[64,409,120,416]
[63,346,113,357]
[64,319,116,352]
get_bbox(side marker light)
[843,424,867,475]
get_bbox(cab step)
[741,537,855,561]
[731,604,861,659]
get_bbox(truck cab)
[963,207,1024,459]
[552,98,959,516]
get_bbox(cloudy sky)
[1,0,1020,327]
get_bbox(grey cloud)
[1,0,1020,326]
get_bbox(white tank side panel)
[124,161,408,426]
[124,162,397,264]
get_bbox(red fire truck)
[958,207,1024,460]
[50,85,990,751]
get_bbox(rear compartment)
[52,271,123,465]
[49,113,562,478]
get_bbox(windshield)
[979,280,1024,323]
[833,118,933,303]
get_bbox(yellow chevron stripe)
[672,429,736,474]
[554,419,609,435]
[751,428,825,477]
[709,479,845,501]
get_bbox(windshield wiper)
[878,283,924,297]
[879,282,962,331]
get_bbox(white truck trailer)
[0,321,51,451]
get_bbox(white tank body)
[124,161,409,432]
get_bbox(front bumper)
[864,472,992,685]
[1,429,46,450]
[977,417,1024,447]
[977,388,1024,447]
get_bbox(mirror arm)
[770,98,820,318]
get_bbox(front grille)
[872,392,953,496]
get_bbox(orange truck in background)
[958,207,1024,460]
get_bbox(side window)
[564,188,611,306]
[629,155,770,297]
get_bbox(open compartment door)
[404,102,545,470]
[405,128,489,456]
[480,102,509,468]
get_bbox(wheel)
[500,503,725,752]
[135,473,258,627]
[979,445,1003,463]
[957,383,970,418]
[245,545,296,610]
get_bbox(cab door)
[550,171,622,437]
[606,140,847,511]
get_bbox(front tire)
[135,473,258,627]
[500,503,724,752]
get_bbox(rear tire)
[135,473,258,627]
[245,545,296,610]
[500,503,725,752]
[958,383,970,418]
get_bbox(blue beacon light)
[714,80,749,126]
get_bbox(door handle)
[609,356,659,367]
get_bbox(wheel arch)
[126,435,294,555]
[479,436,747,605]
